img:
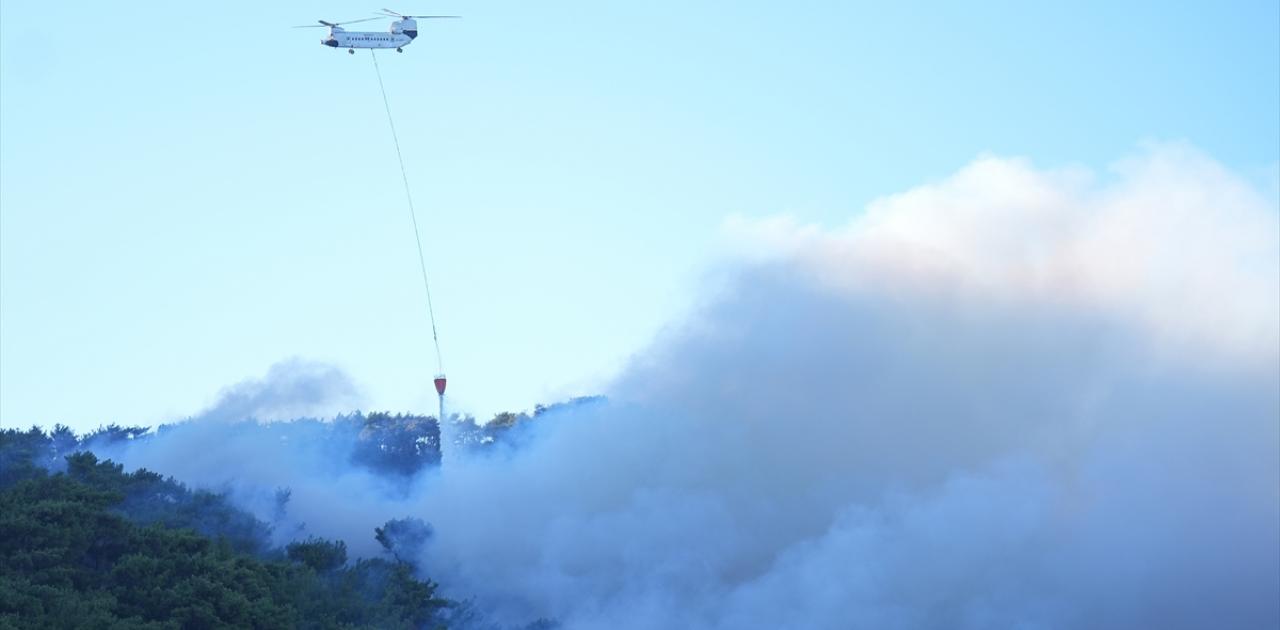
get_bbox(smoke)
[100,144,1278,628]
[93,359,415,551]
[719,142,1277,365]
[193,358,364,423]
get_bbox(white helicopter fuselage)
[323,18,419,52]
[325,29,414,50]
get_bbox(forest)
[0,409,578,629]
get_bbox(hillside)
[0,414,574,629]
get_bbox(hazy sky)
[2,1,1277,432]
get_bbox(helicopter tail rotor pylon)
[377,9,460,19]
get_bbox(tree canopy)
[0,436,450,629]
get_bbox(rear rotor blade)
[378,9,460,19]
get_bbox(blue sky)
[2,1,1277,432]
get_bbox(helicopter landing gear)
[396,47,403,53]
[348,48,355,55]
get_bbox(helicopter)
[295,9,458,54]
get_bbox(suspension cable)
[370,50,445,375]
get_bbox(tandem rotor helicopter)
[295,9,459,54]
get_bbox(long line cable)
[371,50,444,375]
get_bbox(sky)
[2,0,1278,432]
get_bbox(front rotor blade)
[406,15,461,19]
[335,17,382,25]
[381,8,404,17]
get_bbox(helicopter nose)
[322,38,338,48]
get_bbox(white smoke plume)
[101,144,1279,629]
[193,358,364,423]
[94,359,406,550]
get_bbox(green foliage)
[64,451,274,556]
[450,397,604,454]
[0,427,56,486]
[81,424,151,448]
[350,412,443,477]
[286,538,348,573]
[0,443,450,628]
[376,517,434,563]
[0,412,589,629]
[3,413,446,495]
